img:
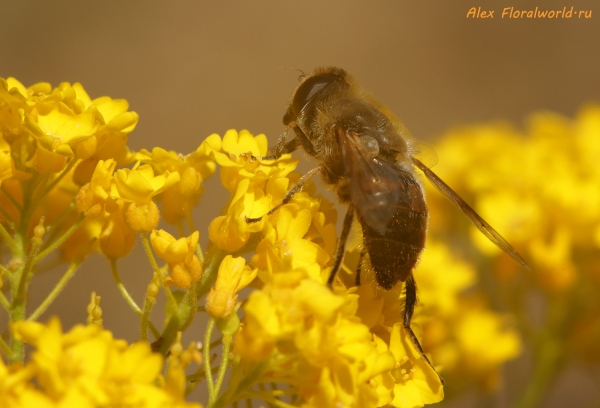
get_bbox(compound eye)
[292,73,338,116]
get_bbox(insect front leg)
[245,165,323,223]
[327,204,355,288]
[403,274,445,385]
[254,128,299,160]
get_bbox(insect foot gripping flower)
[208,129,298,252]
[205,255,257,319]
[399,240,522,392]
[150,229,202,289]
[9,317,201,408]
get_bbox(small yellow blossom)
[150,229,202,288]
[207,130,298,252]
[387,324,444,408]
[0,149,12,185]
[99,201,136,259]
[76,159,117,218]
[136,142,217,225]
[114,162,180,206]
[114,162,180,231]
[206,255,257,318]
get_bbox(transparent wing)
[338,127,400,232]
[411,156,528,268]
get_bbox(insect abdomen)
[359,172,427,289]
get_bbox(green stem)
[196,242,205,265]
[140,231,161,274]
[212,359,270,408]
[141,295,156,342]
[204,318,216,403]
[0,222,18,254]
[179,280,199,332]
[140,231,179,313]
[29,158,78,215]
[186,360,226,396]
[0,204,16,229]
[34,214,84,265]
[27,261,80,321]
[0,290,9,311]
[110,258,142,313]
[109,259,160,339]
[242,392,296,408]
[0,335,13,359]
[45,201,75,235]
[185,200,196,236]
[163,286,178,313]
[1,184,22,212]
[197,246,226,300]
[213,334,232,399]
[11,235,43,363]
[513,336,562,408]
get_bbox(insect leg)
[256,128,301,160]
[290,125,317,156]
[327,204,355,288]
[246,165,323,223]
[355,247,367,286]
[403,274,445,384]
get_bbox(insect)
[247,67,527,381]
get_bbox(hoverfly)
[247,67,527,381]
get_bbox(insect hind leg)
[403,274,445,385]
[355,247,367,286]
[327,204,355,288]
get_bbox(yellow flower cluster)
[6,72,593,407]
[428,105,600,291]
[198,130,443,407]
[1,318,200,408]
[412,242,521,390]
[0,77,218,287]
[420,105,600,398]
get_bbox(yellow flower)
[0,150,11,185]
[62,216,104,261]
[251,206,331,280]
[387,324,444,408]
[207,130,299,252]
[10,317,201,408]
[209,129,296,190]
[76,159,117,218]
[206,255,257,318]
[114,162,180,206]
[0,77,30,144]
[114,162,180,231]
[136,140,217,225]
[413,241,476,318]
[209,177,273,252]
[150,229,202,289]
[24,108,99,173]
[99,201,136,259]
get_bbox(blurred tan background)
[1,1,598,407]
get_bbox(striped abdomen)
[359,170,428,290]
